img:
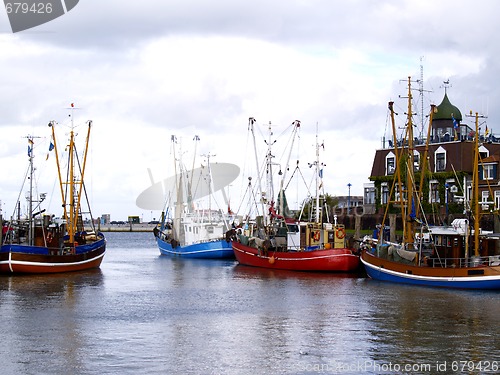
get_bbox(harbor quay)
[86,223,158,232]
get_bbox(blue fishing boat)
[152,136,239,259]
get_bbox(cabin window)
[429,181,440,203]
[435,152,446,172]
[435,235,442,246]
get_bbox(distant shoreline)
[86,223,157,232]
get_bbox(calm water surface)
[1,232,499,374]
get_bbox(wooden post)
[389,214,396,243]
[355,215,361,241]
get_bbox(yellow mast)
[415,104,436,218]
[50,109,93,246]
[68,129,75,244]
[404,77,416,247]
[388,101,404,219]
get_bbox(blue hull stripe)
[361,257,500,289]
[157,238,234,259]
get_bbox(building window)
[386,155,395,175]
[482,191,490,211]
[364,185,375,205]
[495,191,500,211]
[482,191,489,203]
[381,183,389,204]
[435,152,446,172]
[479,145,489,160]
[447,181,458,203]
[413,152,420,171]
[429,181,440,203]
[482,164,496,180]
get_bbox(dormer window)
[386,152,395,175]
[479,145,489,160]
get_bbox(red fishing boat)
[231,118,359,272]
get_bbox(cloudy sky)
[1,0,499,222]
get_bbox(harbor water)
[1,232,499,374]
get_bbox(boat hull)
[0,237,106,274]
[232,241,359,272]
[361,250,500,289]
[156,237,234,259]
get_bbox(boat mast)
[416,104,436,218]
[203,152,216,223]
[264,121,275,222]
[278,120,300,218]
[472,111,480,257]
[404,77,417,248]
[171,135,183,242]
[314,123,321,223]
[51,105,93,245]
[27,136,34,246]
[248,117,267,226]
[68,128,76,243]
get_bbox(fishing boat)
[153,136,239,259]
[0,110,106,274]
[231,118,360,272]
[360,77,500,289]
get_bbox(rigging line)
[9,161,31,223]
[74,151,97,233]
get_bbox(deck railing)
[427,255,500,268]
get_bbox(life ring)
[46,232,53,244]
[313,231,320,241]
[336,228,346,239]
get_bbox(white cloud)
[1,0,500,220]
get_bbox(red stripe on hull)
[232,242,359,272]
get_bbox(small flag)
[319,169,323,178]
[27,138,33,156]
[452,114,458,130]
[46,141,55,160]
[485,126,490,136]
